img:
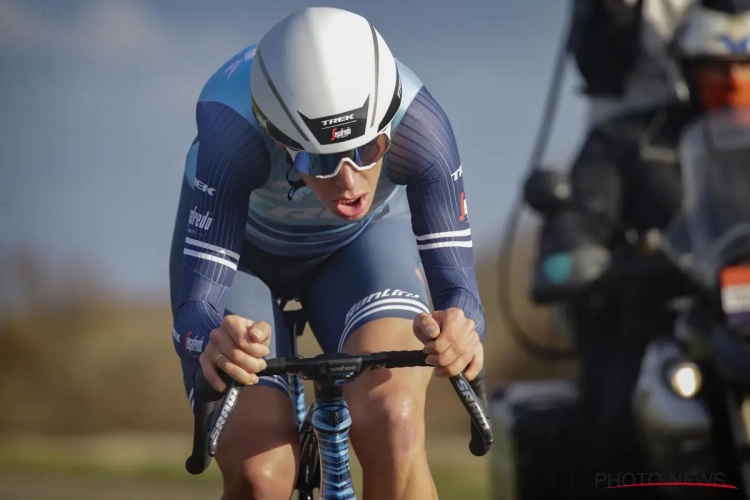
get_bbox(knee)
[220,448,297,500]
[216,386,299,500]
[349,381,426,462]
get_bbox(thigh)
[303,214,431,354]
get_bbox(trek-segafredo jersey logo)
[189,207,213,231]
[184,331,205,356]
[345,288,421,324]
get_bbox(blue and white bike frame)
[286,307,357,500]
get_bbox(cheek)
[364,164,383,189]
[304,178,339,202]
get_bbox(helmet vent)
[256,48,310,143]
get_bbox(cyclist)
[168,7,485,500]
[529,0,750,497]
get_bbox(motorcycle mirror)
[522,169,573,216]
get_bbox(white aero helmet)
[677,0,750,59]
[250,7,403,154]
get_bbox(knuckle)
[226,347,244,363]
[474,341,484,357]
[466,318,476,333]
[444,329,456,343]
[447,343,462,359]
[246,342,264,355]
[476,351,485,366]
[432,340,446,354]
[438,352,453,367]
[448,307,463,319]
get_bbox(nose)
[730,67,742,86]
[728,63,750,86]
[334,161,357,191]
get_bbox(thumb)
[247,322,271,346]
[413,312,441,344]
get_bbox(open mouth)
[333,194,367,218]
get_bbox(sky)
[0,0,587,302]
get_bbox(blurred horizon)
[1,0,587,307]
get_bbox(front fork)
[309,380,356,500]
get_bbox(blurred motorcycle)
[492,106,750,500]
[630,106,750,499]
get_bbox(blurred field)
[0,210,578,498]
[0,432,488,499]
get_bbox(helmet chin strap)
[285,164,307,201]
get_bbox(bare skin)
[299,159,382,221]
[693,61,750,111]
[342,312,480,499]
[197,164,484,499]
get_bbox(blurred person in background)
[168,6,486,500]
[524,0,750,497]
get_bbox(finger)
[425,331,465,367]
[216,354,260,386]
[424,322,464,358]
[413,312,440,344]
[435,332,480,378]
[434,310,473,353]
[220,315,256,346]
[199,352,227,392]
[424,315,470,357]
[211,331,267,382]
[425,324,468,364]
[223,346,268,375]
[463,343,484,382]
[242,341,271,359]
[431,310,446,326]
[248,321,272,348]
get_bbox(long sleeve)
[387,87,486,340]
[172,102,270,360]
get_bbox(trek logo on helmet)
[321,114,355,126]
[298,97,370,145]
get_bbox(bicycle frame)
[185,300,493,500]
[284,305,358,500]
[297,377,357,499]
